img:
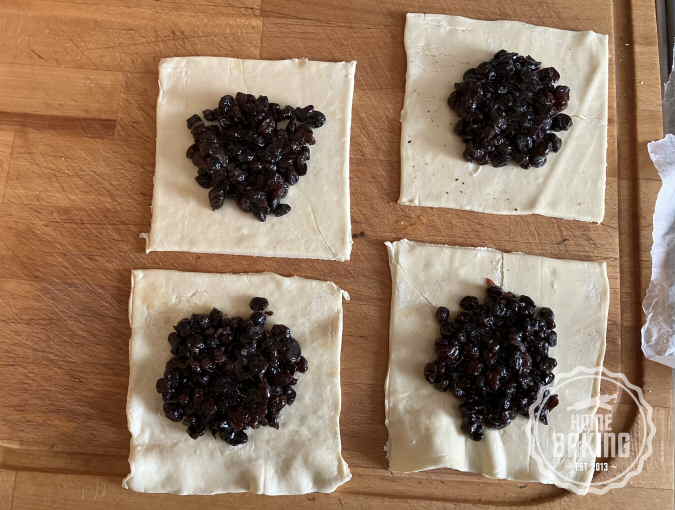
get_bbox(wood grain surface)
[0,0,670,507]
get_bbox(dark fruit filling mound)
[186,92,327,221]
[448,49,572,169]
[424,280,560,441]
[156,297,308,446]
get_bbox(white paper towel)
[642,134,675,367]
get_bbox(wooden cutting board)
[0,0,671,508]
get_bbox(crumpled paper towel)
[642,134,675,367]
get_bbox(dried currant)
[449,50,572,169]
[185,93,326,221]
[156,299,307,445]
[425,280,559,440]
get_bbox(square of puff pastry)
[124,269,351,495]
[400,14,608,222]
[385,240,609,494]
[147,57,356,261]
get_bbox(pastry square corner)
[399,14,608,222]
[148,57,356,260]
[124,269,351,495]
[384,239,609,491]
